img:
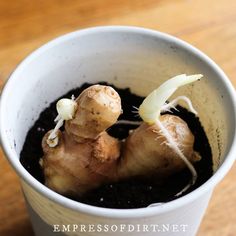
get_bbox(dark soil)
[20,82,213,209]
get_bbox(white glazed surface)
[1,26,236,236]
[22,180,213,235]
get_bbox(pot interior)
[3,29,234,173]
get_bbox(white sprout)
[139,74,203,124]
[47,97,77,147]
[138,74,203,196]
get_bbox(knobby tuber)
[124,74,202,196]
[65,85,122,142]
[41,85,122,196]
[40,74,203,199]
[119,114,200,180]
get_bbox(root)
[115,120,142,126]
[147,202,164,207]
[161,96,197,115]
[48,118,64,140]
[155,119,198,195]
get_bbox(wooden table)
[0,1,236,235]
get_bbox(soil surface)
[20,82,213,209]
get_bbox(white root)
[147,202,164,207]
[115,120,142,126]
[161,96,198,115]
[47,119,64,140]
[155,119,197,195]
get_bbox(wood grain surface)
[0,1,236,235]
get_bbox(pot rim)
[1,26,236,218]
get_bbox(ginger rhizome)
[123,74,203,195]
[40,74,203,198]
[41,85,122,196]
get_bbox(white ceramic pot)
[1,26,236,236]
